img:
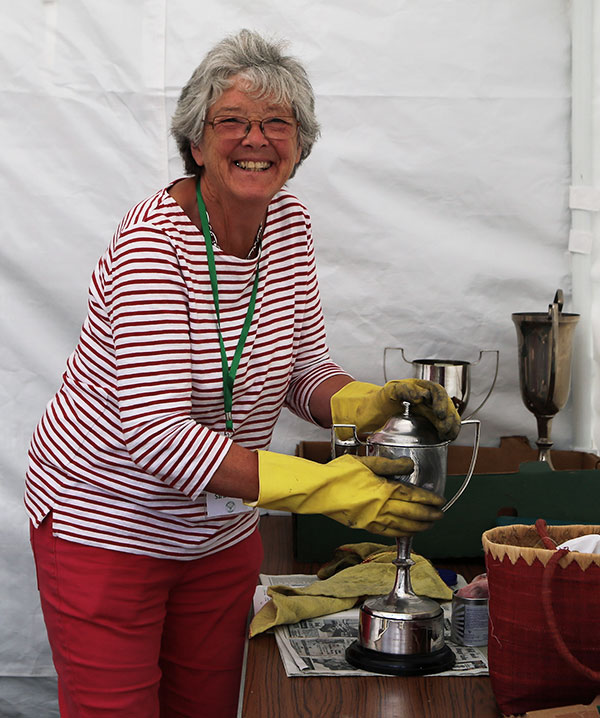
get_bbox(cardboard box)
[522,695,600,716]
[293,436,600,562]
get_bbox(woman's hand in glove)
[330,379,461,441]
[246,451,445,537]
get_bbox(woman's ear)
[191,144,204,167]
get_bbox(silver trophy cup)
[334,404,481,676]
[512,290,579,469]
[383,347,499,419]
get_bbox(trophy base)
[345,641,456,676]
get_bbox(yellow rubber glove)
[246,451,445,537]
[331,379,461,441]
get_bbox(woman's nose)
[242,121,269,145]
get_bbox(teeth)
[235,160,271,171]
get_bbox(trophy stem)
[390,536,414,600]
[535,415,555,469]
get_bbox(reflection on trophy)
[512,289,579,469]
[383,347,499,419]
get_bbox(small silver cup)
[383,347,499,419]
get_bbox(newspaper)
[255,573,488,678]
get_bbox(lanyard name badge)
[197,179,259,517]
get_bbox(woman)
[26,29,459,717]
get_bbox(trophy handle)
[546,292,562,409]
[462,350,500,420]
[535,292,562,466]
[552,288,564,312]
[383,347,411,383]
[442,418,481,512]
[331,424,364,459]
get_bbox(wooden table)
[238,515,501,718]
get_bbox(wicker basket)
[482,522,600,716]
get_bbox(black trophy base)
[345,640,456,676]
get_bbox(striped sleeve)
[102,223,230,500]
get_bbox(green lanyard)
[196,179,261,436]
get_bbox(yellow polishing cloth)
[249,544,451,637]
[316,542,398,578]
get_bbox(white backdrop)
[1,0,599,712]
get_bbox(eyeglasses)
[205,115,299,141]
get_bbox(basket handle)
[535,518,557,549]
[541,547,600,681]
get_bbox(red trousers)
[30,516,263,718]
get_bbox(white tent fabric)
[1,1,598,713]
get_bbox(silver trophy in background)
[512,289,579,469]
[383,348,499,419]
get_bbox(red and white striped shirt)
[25,183,347,559]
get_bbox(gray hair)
[171,29,320,177]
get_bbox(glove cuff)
[249,450,320,511]
[250,450,365,514]
[330,380,384,432]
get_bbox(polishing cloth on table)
[249,543,451,637]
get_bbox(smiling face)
[191,76,302,210]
